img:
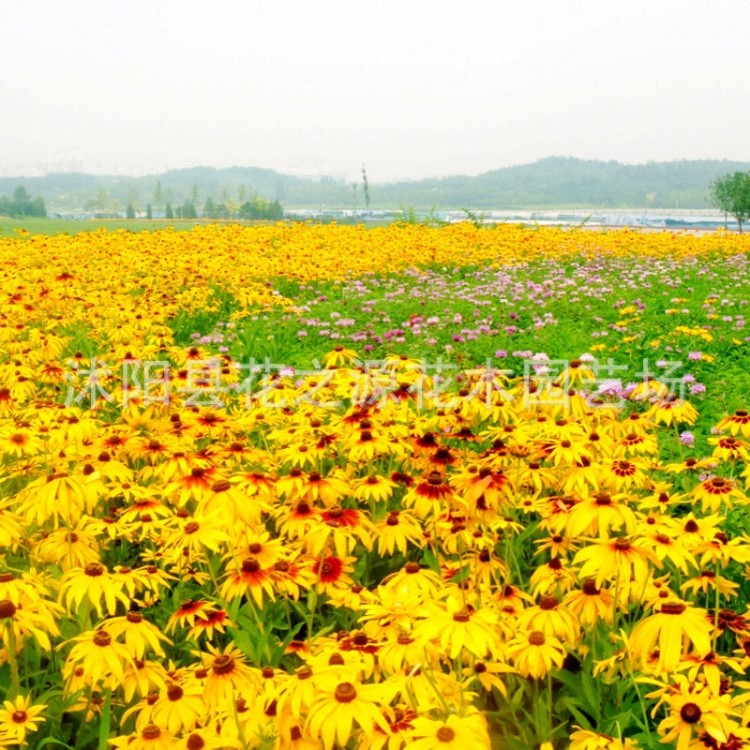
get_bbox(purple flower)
[688,351,702,361]
[689,383,706,395]
[679,431,695,447]
[597,379,624,397]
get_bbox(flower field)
[3,222,750,749]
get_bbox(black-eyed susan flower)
[353,474,398,504]
[220,555,276,606]
[645,395,698,427]
[64,627,135,688]
[195,643,259,713]
[34,522,101,570]
[506,629,565,679]
[109,725,177,750]
[716,409,750,437]
[629,599,713,673]
[311,554,356,596]
[568,727,640,749]
[563,579,615,627]
[102,608,172,659]
[376,510,424,556]
[566,491,637,538]
[414,596,500,660]
[409,709,491,750]
[654,677,738,750]
[60,562,130,618]
[517,594,580,645]
[305,675,393,750]
[462,659,514,696]
[121,658,168,703]
[0,694,46,745]
[574,536,656,603]
[322,345,360,369]
[148,681,206,735]
[383,562,443,600]
[692,476,748,513]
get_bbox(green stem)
[6,624,20,698]
[712,559,721,652]
[624,650,653,743]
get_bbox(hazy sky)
[2,0,749,182]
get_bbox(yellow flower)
[60,562,130,618]
[692,475,748,513]
[102,609,172,659]
[414,597,500,660]
[506,629,566,679]
[148,681,206,735]
[0,694,46,745]
[322,345,360,369]
[409,710,491,750]
[110,725,178,750]
[64,627,135,689]
[305,676,393,750]
[655,677,738,750]
[566,491,637,538]
[517,594,580,645]
[569,727,640,749]
[195,643,259,712]
[375,510,424,556]
[629,600,712,673]
[717,409,750,437]
[0,592,61,652]
[563,579,615,627]
[574,537,656,603]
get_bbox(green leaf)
[97,690,112,750]
[36,739,76,750]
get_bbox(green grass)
[0,217,272,237]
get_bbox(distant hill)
[1,157,749,213]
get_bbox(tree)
[181,200,197,219]
[146,203,153,220]
[126,202,136,219]
[238,197,283,221]
[710,172,750,232]
[362,164,370,208]
[0,186,47,217]
[165,202,174,220]
[153,180,163,208]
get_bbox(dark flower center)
[437,727,456,742]
[680,702,702,724]
[93,630,111,647]
[529,630,546,645]
[334,682,357,703]
[212,654,235,675]
[186,735,205,750]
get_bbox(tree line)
[710,172,750,232]
[123,195,284,221]
[0,186,46,217]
